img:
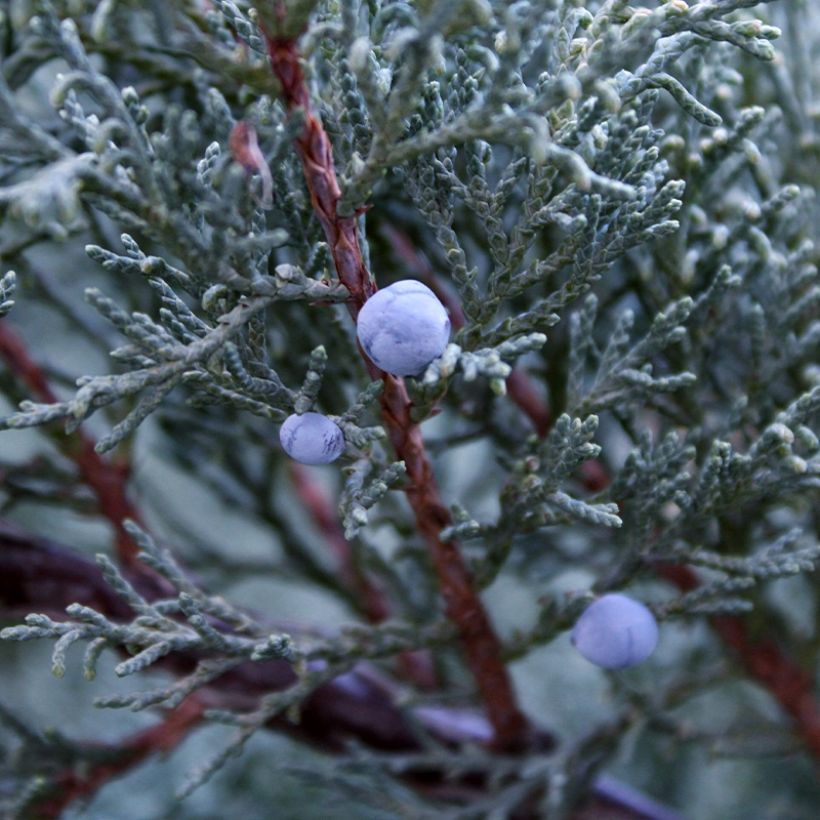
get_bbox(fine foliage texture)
[0,0,818,818]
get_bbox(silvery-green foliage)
[0,0,819,817]
[339,458,407,539]
[0,270,15,317]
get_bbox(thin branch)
[1,522,675,819]
[288,463,437,688]
[655,563,820,758]
[288,463,390,623]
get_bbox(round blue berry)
[356,279,450,376]
[279,412,345,465]
[571,593,658,669]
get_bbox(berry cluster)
[279,279,450,465]
[279,282,660,667]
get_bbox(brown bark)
[264,34,530,750]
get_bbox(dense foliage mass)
[0,1,818,817]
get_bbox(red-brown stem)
[29,697,206,819]
[655,563,820,758]
[265,35,529,750]
[0,324,143,567]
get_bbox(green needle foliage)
[0,0,818,818]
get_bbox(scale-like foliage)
[0,1,818,818]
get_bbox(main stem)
[265,36,529,750]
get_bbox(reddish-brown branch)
[0,324,143,568]
[30,696,207,820]
[709,616,820,757]
[267,39,374,311]
[655,563,820,758]
[377,374,530,747]
[264,34,529,750]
